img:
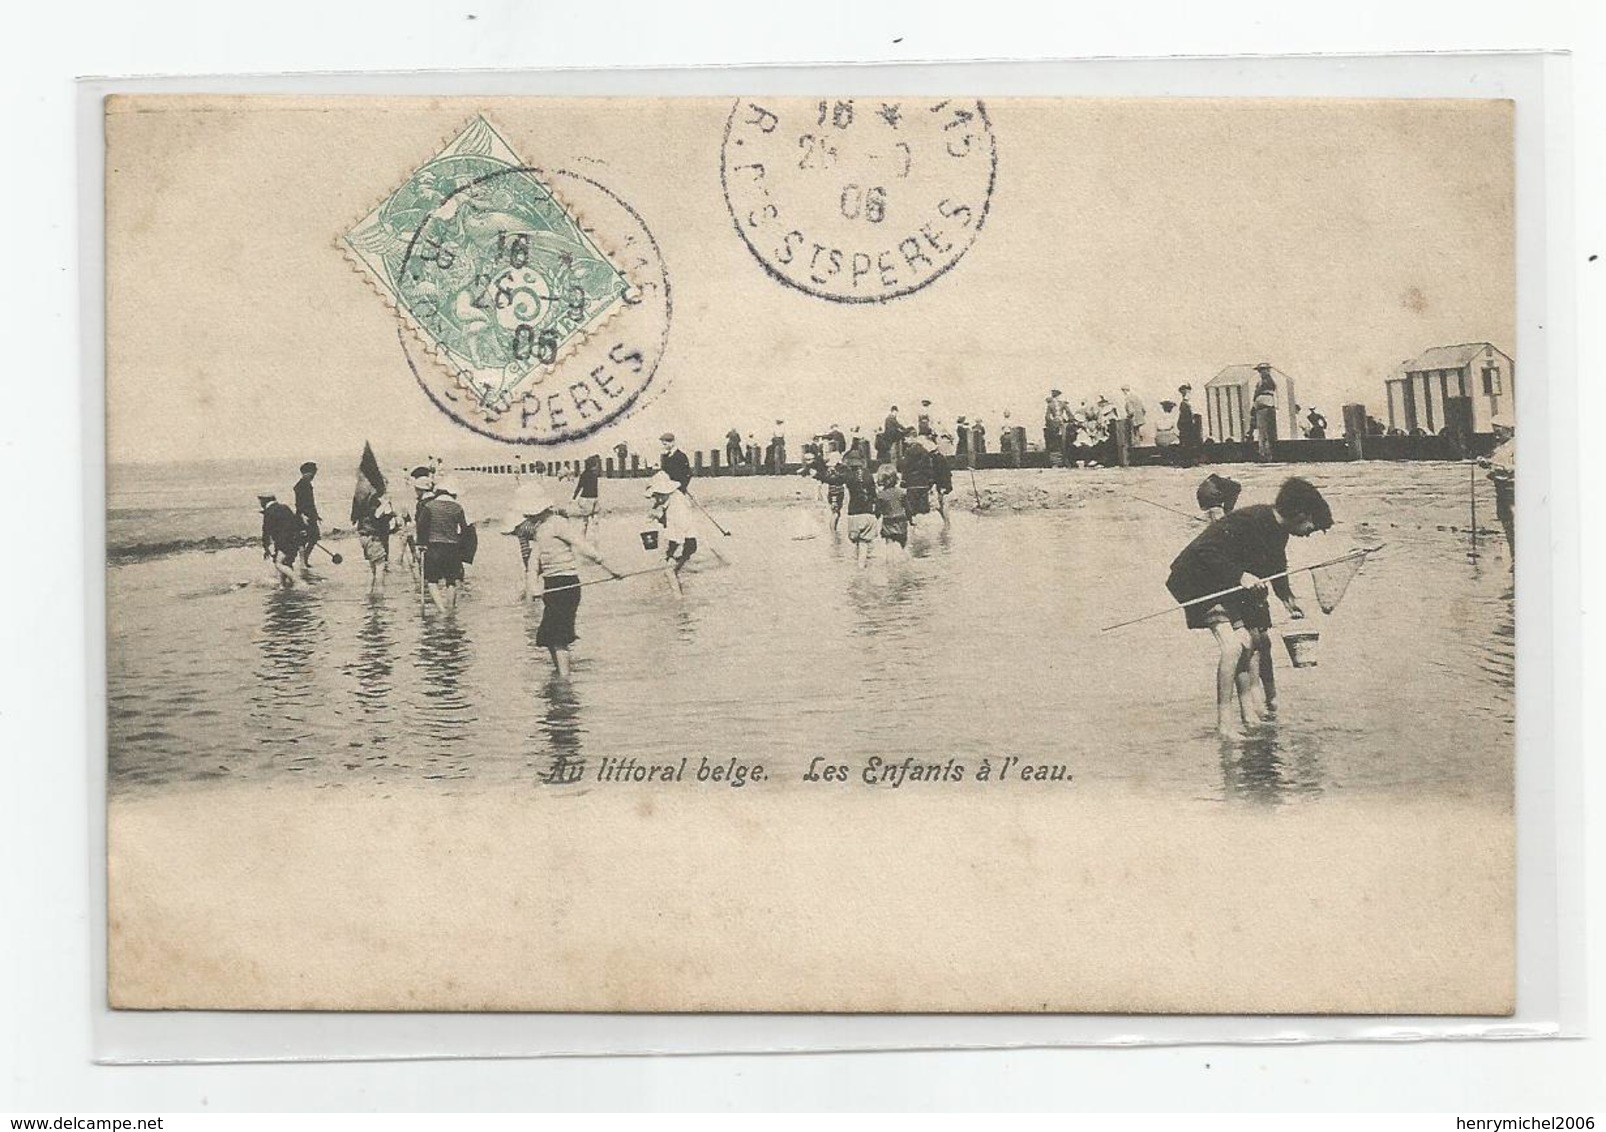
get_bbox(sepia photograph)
[103,94,1516,1013]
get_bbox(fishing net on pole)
[1309,552,1368,614]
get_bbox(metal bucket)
[639,529,661,551]
[1282,628,1321,668]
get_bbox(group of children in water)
[500,436,705,674]
[803,433,955,567]
[260,432,1347,736]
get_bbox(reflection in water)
[846,558,934,642]
[248,588,325,755]
[534,678,587,786]
[255,589,321,686]
[673,599,701,644]
[520,599,589,784]
[909,520,952,558]
[110,463,1517,804]
[1220,730,1325,805]
[353,594,396,717]
[1481,592,1516,692]
[413,616,476,748]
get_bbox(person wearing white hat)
[645,470,697,596]
[504,481,622,676]
[394,464,437,577]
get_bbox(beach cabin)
[1385,343,1513,435]
[1203,364,1302,442]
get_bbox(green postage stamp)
[343,116,669,442]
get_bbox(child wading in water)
[505,482,622,677]
[1195,473,1284,702]
[355,492,400,592]
[645,471,697,596]
[571,455,603,539]
[1166,476,1332,737]
[842,455,878,568]
[874,465,910,559]
[823,451,847,533]
[258,493,305,588]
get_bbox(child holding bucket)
[645,471,697,596]
[504,482,623,677]
[1165,477,1332,737]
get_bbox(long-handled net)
[1099,546,1383,634]
[1309,550,1368,614]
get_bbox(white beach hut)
[1384,343,1513,435]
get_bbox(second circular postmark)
[720,98,998,304]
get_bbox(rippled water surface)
[107,461,1515,806]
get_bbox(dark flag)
[350,441,387,524]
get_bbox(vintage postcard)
[104,95,1516,1012]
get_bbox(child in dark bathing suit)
[1166,477,1331,737]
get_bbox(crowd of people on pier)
[664,369,1338,480]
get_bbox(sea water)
[105,460,1514,807]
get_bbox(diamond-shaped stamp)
[344,117,672,444]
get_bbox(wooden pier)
[455,432,1496,479]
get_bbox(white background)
[3,0,1602,1113]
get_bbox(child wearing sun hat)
[504,480,621,676]
[646,470,697,596]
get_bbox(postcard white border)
[75,51,1579,1063]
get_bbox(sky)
[105,96,1513,466]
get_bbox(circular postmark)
[392,166,672,446]
[720,98,997,303]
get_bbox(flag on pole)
[350,441,387,524]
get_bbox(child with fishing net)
[646,472,698,597]
[1165,477,1334,737]
[504,482,623,677]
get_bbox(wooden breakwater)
[456,433,1497,478]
